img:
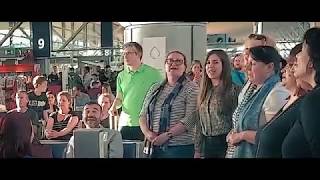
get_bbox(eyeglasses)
[248,34,267,41]
[165,58,184,65]
[122,51,137,56]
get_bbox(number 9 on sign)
[38,38,45,49]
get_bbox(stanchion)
[109,115,119,130]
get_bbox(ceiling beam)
[0,22,23,46]
[58,22,89,50]
[18,26,31,39]
[52,28,66,42]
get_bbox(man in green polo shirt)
[109,42,163,140]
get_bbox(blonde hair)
[32,75,47,88]
[247,33,276,48]
[101,83,112,94]
[97,93,114,105]
[57,91,72,108]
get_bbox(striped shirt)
[140,79,199,146]
[50,111,77,140]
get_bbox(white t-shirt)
[238,81,290,127]
[258,82,290,125]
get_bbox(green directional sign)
[5,49,15,56]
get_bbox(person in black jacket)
[255,43,312,158]
[282,27,320,158]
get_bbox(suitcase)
[123,140,144,158]
[74,128,109,158]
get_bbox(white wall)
[124,22,207,72]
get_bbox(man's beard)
[85,117,100,128]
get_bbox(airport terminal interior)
[0,22,319,158]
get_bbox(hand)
[146,130,158,142]
[152,133,170,146]
[108,105,118,116]
[46,130,59,139]
[194,151,201,159]
[45,129,52,139]
[227,132,243,146]
[226,129,235,142]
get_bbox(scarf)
[146,74,186,150]
[234,74,280,158]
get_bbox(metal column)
[253,22,263,34]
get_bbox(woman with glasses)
[282,28,320,157]
[193,50,241,158]
[255,43,312,158]
[139,50,199,158]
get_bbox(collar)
[125,64,146,74]
[85,124,105,129]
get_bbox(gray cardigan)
[66,126,123,158]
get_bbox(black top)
[52,105,59,112]
[46,105,58,117]
[28,91,49,120]
[255,97,303,158]
[100,117,110,128]
[8,108,39,126]
[49,111,77,140]
[282,86,320,158]
[48,73,59,84]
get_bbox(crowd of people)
[1,27,320,158]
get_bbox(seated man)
[8,90,40,138]
[90,73,102,89]
[66,102,123,158]
[72,86,90,109]
[87,81,101,101]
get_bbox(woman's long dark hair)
[303,27,320,86]
[0,111,33,158]
[199,50,233,112]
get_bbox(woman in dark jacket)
[282,27,320,158]
[255,43,312,158]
